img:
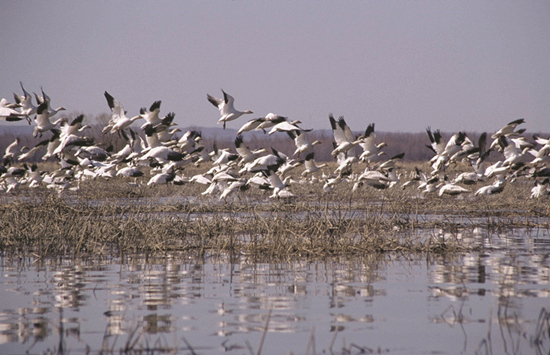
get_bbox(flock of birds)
[1,84,549,200]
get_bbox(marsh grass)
[1,162,548,258]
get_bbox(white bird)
[377,152,405,171]
[239,148,285,174]
[177,129,202,153]
[237,117,267,135]
[139,100,163,129]
[139,146,184,165]
[267,120,311,135]
[41,129,62,161]
[287,130,321,157]
[147,171,176,186]
[498,136,529,167]
[474,178,506,196]
[33,102,64,137]
[438,180,470,197]
[207,90,253,129]
[301,152,327,177]
[3,137,20,165]
[59,114,90,139]
[323,169,352,192]
[53,133,94,157]
[212,148,239,167]
[24,163,44,188]
[263,166,294,199]
[234,135,267,166]
[358,123,387,164]
[491,118,525,139]
[116,165,144,178]
[12,82,37,119]
[353,169,392,191]
[34,87,66,118]
[219,178,248,200]
[254,113,288,133]
[329,114,363,158]
[530,178,549,198]
[103,91,143,136]
[0,98,28,122]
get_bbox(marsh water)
[1,227,549,355]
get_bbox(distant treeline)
[0,113,547,164]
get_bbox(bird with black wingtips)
[207,89,253,129]
[329,114,363,158]
[103,91,143,136]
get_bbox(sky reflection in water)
[0,228,549,354]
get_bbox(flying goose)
[329,114,363,158]
[207,90,253,129]
[103,91,143,136]
[33,102,64,137]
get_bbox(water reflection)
[0,228,549,354]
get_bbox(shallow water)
[1,228,549,355]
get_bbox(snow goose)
[53,133,94,157]
[41,129,62,161]
[103,91,143,136]
[139,100,163,129]
[489,119,526,150]
[116,165,144,178]
[24,163,44,188]
[3,138,20,165]
[139,146,184,165]
[18,139,48,162]
[353,169,392,191]
[530,178,549,198]
[237,117,267,135]
[358,123,387,164]
[449,132,486,164]
[262,165,294,199]
[491,118,525,139]
[207,90,253,129]
[193,144,212,167]
[286,130,321,157]
[438,178,470,197]
[278,158,302,178]
[377,152,405,171]
[329,114,363,158]
[443,132,467,159]
[59,114,90,138]
[323,168,352,192]
[254,113,287,133]
[33,102,64,137]
[34,87,66,117]
[147,171,176,186]
[234,135,267,166]
[75,145,111,162]
[212,148,239,167]
[0,98,28,122]
[301,152,327,177]
[401,167,423,189]
[12,82,37,121]
[267,120,312,135]
[498,136,530,167]
[219,179,249,200]
[474,177,506,196]
[177,129,202,153]
[239,148,285,174]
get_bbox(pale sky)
[1,1,549,134]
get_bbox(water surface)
[1,227,549,354]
